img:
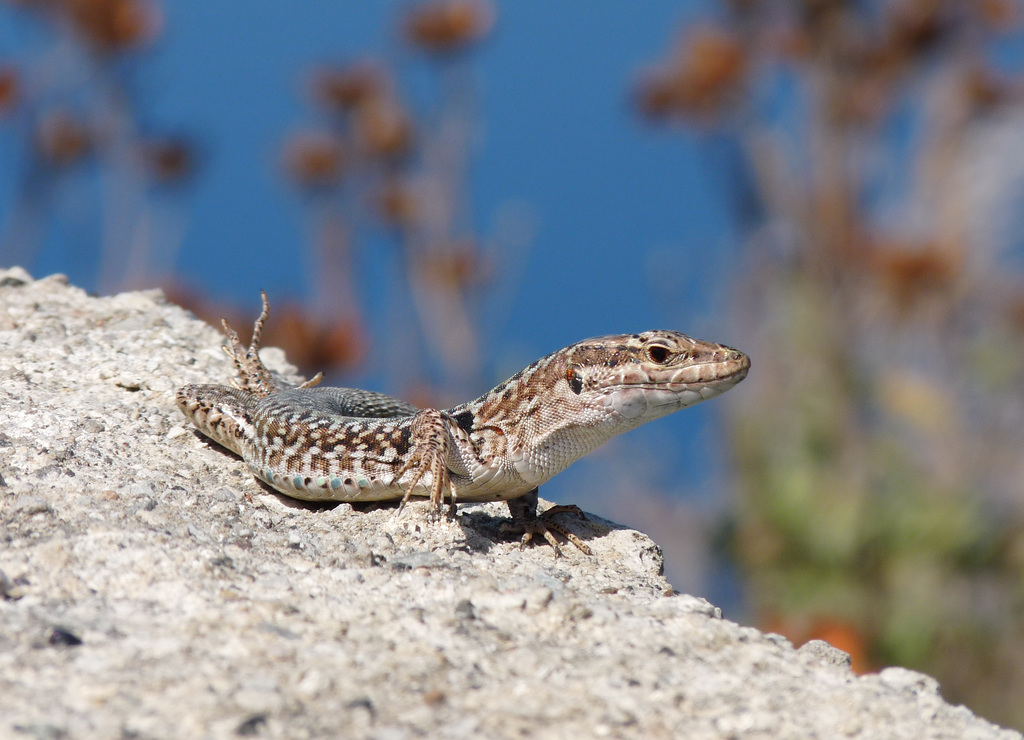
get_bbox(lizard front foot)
[390,408,455,521]
[502,489,592,557]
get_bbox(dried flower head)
[421,240,483,288]
[66,0,162,52]
[318,319,367,372]
[377,178,419,228]
[264,305,366,374]
[0,66,19,115]
[354,98,413,159]
[636,26,747,120]
[35,110,91,167]
[140,137,194,183]
[404,0,495,54]
[979,0,1020,29]
[310,62,388,113]
[888,0,955,55]
[866,241,962,311]
[282,131,345,188]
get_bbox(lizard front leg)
[504,489,592,556]
[391,408,458,520]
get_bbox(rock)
[0,267,1018,739]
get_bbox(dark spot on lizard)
[453,410,475,434]
[395,427,412,454]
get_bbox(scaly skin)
[176,293,750,554]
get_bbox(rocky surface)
[0,267,1018,740]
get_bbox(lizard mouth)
[598,355,750,418]
[606,354,751,392]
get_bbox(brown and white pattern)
[176,293,750,553]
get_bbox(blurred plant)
[637,0,1024,729]
[279,0,501,400]
[0,65,22,115]
[0,0,512,398]
[0,0,196,292]
[404,0,495,54]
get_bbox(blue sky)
[1,1,736,331]
[145,1,732,336]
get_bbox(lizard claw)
[298,372,323,389]
[504,510,592,557]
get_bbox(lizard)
[176,292,750,555]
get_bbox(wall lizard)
[176,293,750,554]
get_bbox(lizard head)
[458,330,749,488]
[562,330,750,422]
[468,331,748,454]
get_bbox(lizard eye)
[567,365,584,394]
[646,344,671,364]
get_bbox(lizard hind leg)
[221,291,278,398]
[220,291,323,398]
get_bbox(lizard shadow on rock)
[457,502,619,555]
[187,430,341,513]
[254,474,611,556]
[251,470,618,555]
[250,481,500,553]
